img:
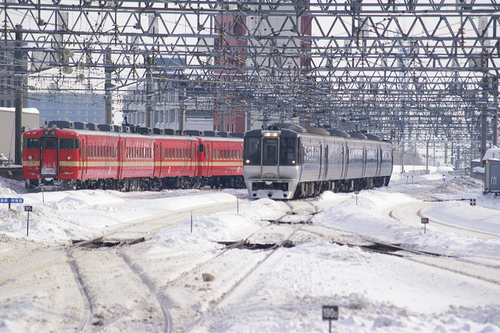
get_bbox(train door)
[40,136,58,176]
[262,137,279,177]
[80,139,85,179]
[118,141,124,179]
[342,146,348,179]
[154,143,162,178]
[362,147,367,177]
[206,143,213,177]
[322,144,329,180]
[318,143,323,180]
[376,147,381,176]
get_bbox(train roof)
[47,120,244,138]
[245,124,389,143]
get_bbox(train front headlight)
[245,159,250,164]
[28,156,32,160]
[67,156,71,160]
[291,160,296,164]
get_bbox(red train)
[22,121,245,191]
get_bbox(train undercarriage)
[292,176,391,199]
[25,175,246,192]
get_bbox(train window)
[280,137,297,166]
[244,137,261,165]
[60,139,73,150]
[23,138,40,149]
[262,138,278,166]
[42,137,58,150]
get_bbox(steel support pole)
[426,141,429,172]
[104,48,113,125]
[493,78,498,147]
[145,57,153,128]
[14,25,23,166]
[480,75,488,166]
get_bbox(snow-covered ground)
[1,169,500,333]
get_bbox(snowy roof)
[482,147,500,161]
[0,107,40,114]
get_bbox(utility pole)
[426,141,429,172]
[145,52,153,128]
[104,47,113,125]
[480,74,488,166]
[493,77,498,147]
[14,25,24,166]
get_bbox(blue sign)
[0,198,24,204]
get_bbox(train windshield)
[262,138,278,166]
[42,137,58,150]
[23,138,40,149]
[244,137,261,165]
[279,137,297,165]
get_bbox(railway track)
[0,194,240,332]
[107,200,319,332]
[177,201,319,332]
[308,221,500,286]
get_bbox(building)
[211,2,312,132]
[29,92,105,126]
[0,107,39,161]
[0,41,29,109]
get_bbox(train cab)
[243,128,301,199]
[23,126,80,190]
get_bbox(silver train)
[243,124,393,200]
